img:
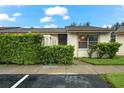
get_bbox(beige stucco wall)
[43,32,112,57]
[67,33,78,57]
[99,32,111,42]
[43,34,58,46]
[67,32,111,57]
[77,49,89,57]
[77,33,111,57]
[116,34,124,55]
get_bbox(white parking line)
[11,75,29,88]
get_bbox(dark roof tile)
[0,28,66,33]
[116,26,124,33]
[0,26,115,33]
[66,26,114,32]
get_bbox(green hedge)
[0,33,44,64]
[0,33,74,64]
[39,45,74,64]
[88,42,122,58]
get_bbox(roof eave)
[67,30,113,32]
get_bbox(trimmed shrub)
[88,42,122,58]
[105,42,122,58]
[95,43,108,58]
[0,33,74,64]
[0,33,43,64]
[88,44,97,58]
[39,45,74,65]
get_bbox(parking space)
[0,74,110,88]
[0,75,24,88]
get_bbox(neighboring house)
[0,26,118,57]
[116,26,124,55]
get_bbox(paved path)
[0,60,124,74]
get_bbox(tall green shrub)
[0,33,43,64]
[0,33,74,64]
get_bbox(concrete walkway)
[0,60,124,74]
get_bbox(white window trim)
[78,34,98,49]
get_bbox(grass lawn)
[100,73,124,88]
[80,56,124,65]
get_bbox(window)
[89,35,98,45]
[78,35,88,48]
[78,34,98,48]
[58,34,67,45]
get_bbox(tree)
[68,21,91,27]
[69,22,77,27]
[112,22,120,30]
[83,22,90,27]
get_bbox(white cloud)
[102,24,112,28]
[40,16,52,23]
[43,24,57,28]
[13,13,22,17]
[63,15,70,20]
[44,6,68,16]
[42,6,70,21]
[0,13,15,22]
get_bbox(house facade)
[0,26,122,57]
[116,26,124,55]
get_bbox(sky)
[0,5,124,28]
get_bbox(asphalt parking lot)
[0,74,110,88]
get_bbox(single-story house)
[116,26,124,55]
[0,26,123,57]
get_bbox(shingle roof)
[66,26,114,32]
[0,28,66,34]
[0,26,115,34]
[116,26,124,33]
[0,27,20,30]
